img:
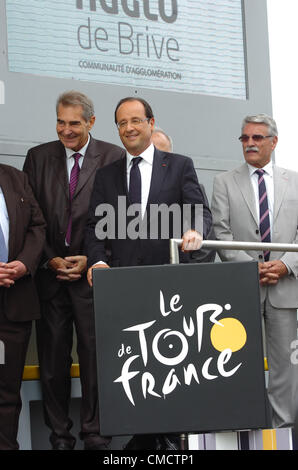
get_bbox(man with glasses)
[23,90,125,450]
[85,97,212,449]
[211,113,298,428]
[86,97,212,274]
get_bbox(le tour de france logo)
[114,289,248,406]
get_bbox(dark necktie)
[255,169,271,261]
[66,152,81,245]
[0,222,8,263]
[129,157,142,205]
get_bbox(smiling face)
[241,122,278,168]
[116,100,155,156]
[56,104,95,151]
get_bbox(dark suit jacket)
[85,148,212,268]
[190,184,216,263]
[0,165,46,321]
[23,136,125,299]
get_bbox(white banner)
[6,0,246,99]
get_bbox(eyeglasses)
[238,134,273,143]
[116,118,150,130]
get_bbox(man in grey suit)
[211,114,298,428]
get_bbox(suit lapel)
[273,166,288,222]
[0,168,16,260]
[117,156,128,196]
[234,164,259,226]
[53,143,69,199]
[146,149,168,208]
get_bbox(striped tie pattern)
[66,152,81,245]
[255,169,270,261]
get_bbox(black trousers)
[0,307,32,450]
[36,282,108,447]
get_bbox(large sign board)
[6,0,247,99]
[93,262,271,436]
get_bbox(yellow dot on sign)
[210,318,247,352]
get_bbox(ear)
[271,135,278,151]
[149,117,155,133]
[88,115,96,130]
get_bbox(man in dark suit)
[85,97,212,448]
[0,165,45,450]
[151,127,216,263]
[23,90,125,450]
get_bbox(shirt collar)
[126,143,155,169]
[65,134,90,160]
[247,160,273,177]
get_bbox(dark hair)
[114,97,154,124]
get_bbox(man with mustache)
[211,114,298,428]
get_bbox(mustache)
[245,146,259,152]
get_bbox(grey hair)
[152,127,174,152]
[56,90,95,122]
[241,114,278,137]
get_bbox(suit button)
[258,254,263,260]
[256,229,259,234]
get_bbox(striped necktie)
[66,152,81,245]
[255,169,270,261]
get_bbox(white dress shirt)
[0,187,9,249]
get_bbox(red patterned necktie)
[255,169,271,261]
[66,152,81,245]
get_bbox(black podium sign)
[93,262,271,436]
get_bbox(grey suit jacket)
[211,163,298,307]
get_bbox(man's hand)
[259,260,288,286]
[181,230,203,252]
[49,255,87,282]
[87,263,109,287]
[0,260,28,288]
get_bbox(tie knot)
[131,156,142,167]
[255,169,265,177]
[73,152,82,164]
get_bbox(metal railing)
[170,239,298,264]
[171,238,298,448]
